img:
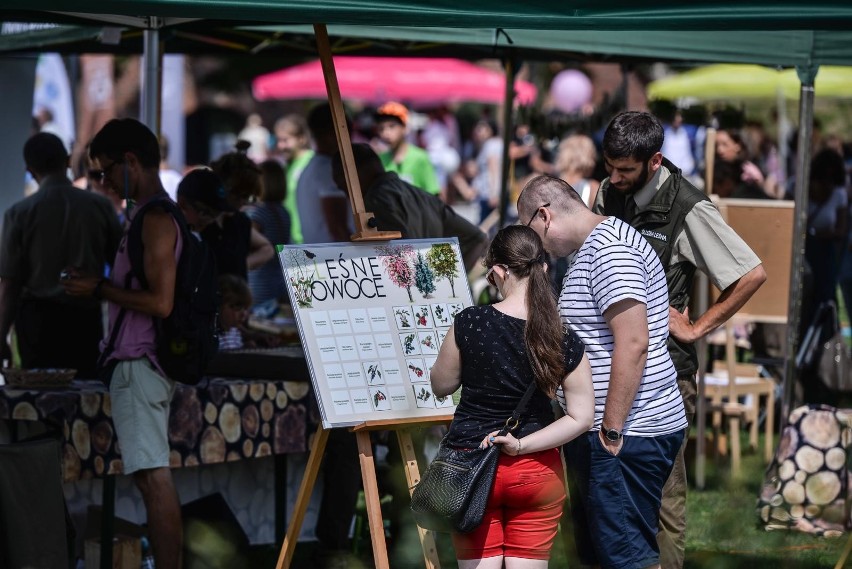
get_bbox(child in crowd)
[218,274,282,350]
[218,274,251,350]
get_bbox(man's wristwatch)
[602,426,623,442]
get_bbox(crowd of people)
[9,93,852,568]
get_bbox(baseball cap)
[177,168,233,212]
[375,101,408,127]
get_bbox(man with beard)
[592,111,766,568]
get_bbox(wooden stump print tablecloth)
[0,377,319,482]
[757,404,852,536]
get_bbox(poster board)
[279,238,473,428]
[712,197,793,322]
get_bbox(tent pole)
[694,128,716,491]
[498,58,517,228]
[776,87,789,190]
[781,81,815,425]
[140,18,163,135]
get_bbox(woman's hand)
[741,161,765,185]
[480,430,522,456]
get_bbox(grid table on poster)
[280,238,473,428]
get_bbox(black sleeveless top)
[201,211,252,280]
[446,305,584,449]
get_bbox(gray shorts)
[109,357,176,474]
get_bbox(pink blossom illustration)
[377,244,415,302]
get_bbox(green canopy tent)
[0,2,849,555]
[3,23,852,68]
[2,1,852,30]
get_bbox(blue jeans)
[564,430,684,569]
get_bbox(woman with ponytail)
[431,225,593,568]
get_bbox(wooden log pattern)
[0,378,318,482]
[756,404,852,535]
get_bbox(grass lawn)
[682,440,846,569]
[248,432,848,568]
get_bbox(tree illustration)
[376,244,415,302]
[285,249,317,308]
[426,243,459,297]
[414,252,437,298]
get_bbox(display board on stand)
[281,238,473,428]
[277,238,473,569]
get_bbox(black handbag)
[410,381,538,533]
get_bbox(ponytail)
[523,260,565,397]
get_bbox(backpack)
[101,197,219,385]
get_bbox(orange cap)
[376,101,408,126]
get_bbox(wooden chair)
[704,325,776,476]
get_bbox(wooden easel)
[313,23,399,244]
[275,416,452,569]
[275,23,457,568]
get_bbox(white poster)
[281,238,472,428]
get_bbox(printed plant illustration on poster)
[283,249,318,308]
[377,244,415,302]
[413,385,434,408]
[414,252,437,298]
[413,305,434,328]
[407,358,427,383]
[426,243,460,297]
[363,362,384,385]
[371,388,390,411]
[431,303,451,327]
[394,306,413,329]
[448,302,465,319]
[400,332,419,356]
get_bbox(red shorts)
[452,448,566,560]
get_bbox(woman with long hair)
[431,225,594,568]
[715,128,778,198]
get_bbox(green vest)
[594,158,709,377]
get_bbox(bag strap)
[496,381,539,437]
[96,271,133,370]
[127,195,187,290]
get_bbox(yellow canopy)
[647,64,852,100]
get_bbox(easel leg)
[276,425,329,569]
[396,429,442,569]
[355,430,390,569]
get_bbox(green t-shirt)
[284,150,314,244]
[380,144,440,195]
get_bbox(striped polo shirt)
[558,216,686,437]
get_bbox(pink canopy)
[252,56,537,106]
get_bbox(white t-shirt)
[558,216,687,437]
[295,154,351,244]
[159,169,182,202]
